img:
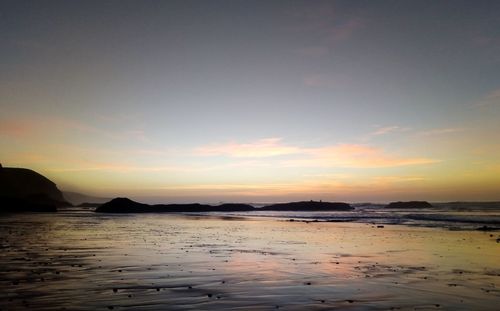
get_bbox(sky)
[1,0,500,203]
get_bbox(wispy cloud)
[150,174,428,198]
[361,125,410,142]
[195,138,300,158]
[473,88,500,107]
[197,138,438,169]
[0,116,148,142]
[416,128,465,136]
[0,120,36,138]
[369,126,404,136]
[288,144,438,168]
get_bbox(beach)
[1,210,499,310]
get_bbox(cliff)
[0,166,69,212]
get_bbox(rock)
[0,166,70,212]
[95,198,353,213]
[261,201,353,211]
[95,198,255,213]
[384,201,433,209]
[475,225,500,231]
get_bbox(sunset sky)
[1,0,500,203]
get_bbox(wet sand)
[1,210,499,310]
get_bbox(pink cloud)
[0,116,148,142]
[0,120,35,138]
[288,144,438,168]
[197,138,437,169]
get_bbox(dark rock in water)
[96,197,148,213]
[384,201,433,209]
[261,201,353,211]
[95,198,255,213]
[95,198,353,213]
[0,166,70,212]
[215,203,255,212]
[475,225,500,231]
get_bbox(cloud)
[151,174,428,198]
[474,88,500,107]
[197,138,438,169]
[195,138,301,158]
[0,120,35,138]
[417,128,464,136]
[369,125,408,136]
[155,180,350,197]
[0,116,148,142]
[290,144,438,168]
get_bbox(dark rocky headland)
[0,165,69,212]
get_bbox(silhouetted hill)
[385,201,433,209]
[261,201,353,211]
[0,165,69,212]
[95,198,352,213]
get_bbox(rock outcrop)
[384,201,433,209]
[95,198,256,213]
[0,166,69,212]
[261,201,353,211]
[95,198,353,213]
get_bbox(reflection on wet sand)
[0,210,499,310]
